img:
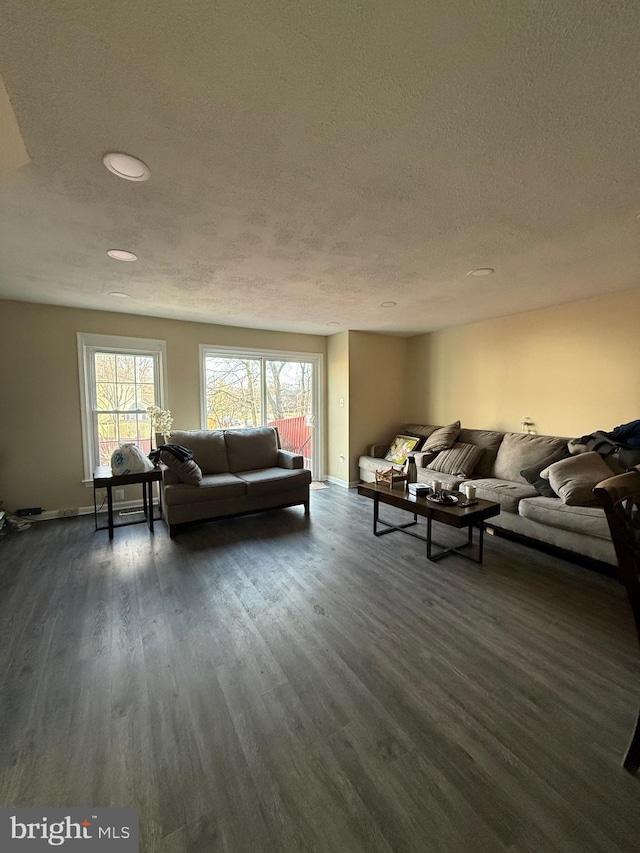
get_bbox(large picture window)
[78,333,167,480]
[200,346,323,478]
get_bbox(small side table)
[93,465,163,540]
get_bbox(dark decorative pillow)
[520,446,570,497]
[159,450,203,485]
[428,442,484,477]
[421,421,461,454]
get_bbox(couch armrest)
[410,450,435,468]
[369,443,391,458]
[278,449,304,469]
[161,466,181,485]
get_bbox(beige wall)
[327,330,412,485]
[0,300,325,512]
[348,331,411,483]
[326,332,350,484]
[3,288,638,512]
[407,289,640,437]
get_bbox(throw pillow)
[421,421,461,454]
[402,424,438,440]
[428,443,484,477]
[385,434,423,465]
[540,452,614,506]
[520,446,571,497]
[159,450,203,485]
[493,432,567,484]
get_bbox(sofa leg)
[169,524,177,539]
[304,500,310,517]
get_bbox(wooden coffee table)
[357,482,501,563]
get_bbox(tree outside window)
[203,354,315,468]
[94,351,158,465]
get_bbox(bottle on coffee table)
[405,454,417,485]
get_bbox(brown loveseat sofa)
[161,426,311,537]
[359,423,621,566]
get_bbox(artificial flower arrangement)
[146,405,173,440]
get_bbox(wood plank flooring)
[1,486,639,852]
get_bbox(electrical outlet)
[115,490,125,502]
[58,508,78,517]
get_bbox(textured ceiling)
[1,0,639,336]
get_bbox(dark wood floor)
[1,486,639,852]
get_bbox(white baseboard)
[326,476,360,489]
[326,476,348,488]
[32,499,156,521]
[33,506,93,521]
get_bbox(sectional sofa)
[159,426,311,537]
[359,423,620,566]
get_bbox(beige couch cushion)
[163,473,246,506]
[518,496,610,539]
[170,430,230,474]
[470,478,539,514]
[236,467,312,496]
[225,426,279,472]
[493,433,567,484]
[359,455,404,480]
[540,452,614,507]
[457,428,505,478]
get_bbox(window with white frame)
[199,345,323,479]
[78,333,167,480]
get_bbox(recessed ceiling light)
[327,321,341,326]
[379,301,397,308]
[103,152,150,182]
[107,249,138,261]
[109,291,131,299]
[467,267,495,276]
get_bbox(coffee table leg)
[427,518,486,564]
[373,493,379,535]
